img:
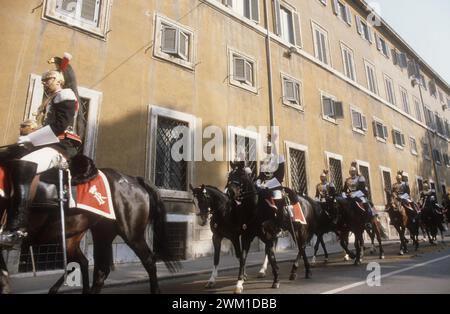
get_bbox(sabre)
[58,158,68,285]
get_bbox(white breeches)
[20,147,66,174]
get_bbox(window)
[375,33,390,58]
[281,74,303,109]
[273,1,302,46]
[43,0,111,38]
[312,22,330,65]
[392,128,406,149]
[409,137,418,156]
[428,80,437,97]
[341,43,356,81]
[422,141,431,161]
[364,61,378,94]
[228,126,258,179]
[229,49,257,93]
[357,161,372,201]
[438,90,444,103]
[372,118,388,142]
[356,16,373,43]
[447,97,450,110]
[423,106,435,130]
[384,75,395,105]
[435,113,444,135]
[380,167,392,203]
[321,92,344,122]
[399,87,410,114]
[286,142,308,196]
[413,97,422,122]
[432,149,442,165]
[392,49,408,69]
[154,15,195,70]
[148,106,196,199]
[332,0,352,25]
[350,107,367,134]
[225,0,259,23]
[445,120,450,139]
[416,177,424,194]
[327,152,343,195]
[25,73,101,159]
[443,153,450,167]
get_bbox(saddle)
[33,154,98,208]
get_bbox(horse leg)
[258,254,269,278]
[320,235,329,262]
[234,233,252,294]
[265,240,280,289]
[312,234,321,264]
[90,226,115,294]
[49,234,89,294]
[354,232,363,266]
[340,231,355,260]
[205,233,222,289]
[372,221,384,259]
[0,251,10,294]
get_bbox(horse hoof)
[305,270,312,279]
[205,281,215,289]
[289,273,297,281]
[234,287,243,294]
[399,250,404,256]
[243,274,248,281]
[311,256,316,264]
[344,254,350,261]
[380,254,385,260]
[257,271,266,278]
[272,282,280,289]
[353,260,361,266]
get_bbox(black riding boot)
[363,203,373,229]
[0,160,37,247]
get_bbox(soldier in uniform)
[315,170,337,222]
[391,171,416,212]
[256,134,285,233]
[0,56,81,246]
[342,162,375,222]
[419,180,438,220]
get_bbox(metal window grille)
[155,116,188,191]
[289,148,307,196]
[359,165,371,201]
[329,158,343,194]
[166,222,187,260]
[382,170,391,201]
[76,97,90,155]
[19,242,64,273]
[235,135,257,180]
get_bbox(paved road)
[98,240,450,294]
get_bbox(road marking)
[321,254,450,294]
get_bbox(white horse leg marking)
[205,266,218,288]
[258,255,268,277]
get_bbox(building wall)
[1,0,449,269]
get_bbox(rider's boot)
[363,202,373,229]
[0,160,37,247]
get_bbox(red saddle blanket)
[0,166,115,220]
[265,198,307,225]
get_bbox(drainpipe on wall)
[264,0,275,127]
[416,79,440,198]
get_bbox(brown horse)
[0,154,179,294]
[385,190,419,254]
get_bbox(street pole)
[416,79,440,196]
[264,0,275,128]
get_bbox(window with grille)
[44,0,110,37]
[341,43,356,81]
[282,75,302,108]
[154,15,194,70]
[229,49,257,93]
[382,170,391,201]
[312,22,330,65]
[329,157,343,194]
[365,61,378,94]
[19,242,64,272]
[351,108,367,133]
[234,134,257,180]
[155,117,188,191]
[359,165,371,200]
[288,147,307,196]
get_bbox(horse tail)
[136,177,181,273]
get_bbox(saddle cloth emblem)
[292,202,307,225]
[0,167,8,198]
[76,170,116,220]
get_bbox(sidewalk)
[9,239,398,294]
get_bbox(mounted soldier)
[0,53,82,246]
[391,170,417,213]
[342,161,375,224]
[315,170,337,223]
[256,133,285,233]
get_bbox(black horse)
[0,152,179,294]
[420,194,446,244]
[190,184,246,289]
[226,165,318,293]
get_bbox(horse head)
[190,184,211,226]
[226,165,256,207]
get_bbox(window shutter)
[372,121,378,137]
[383,125,388,139]
[356,16,363,34]
[26,74,44,120]
[251,0,259,22]
[399,53,407,68]
[178,31,189,60]
[334,101,344,118]
[81,0,100,23]
[293,11,302,47]
[223,0,233,7]
[345,6,352,25]
[392,130,396,144]
[367,26,373,43]
[273,0,282,35]
[401,133,406,146]
[294,82,300,103]
[375,33,381,51]
[362,115,368,131]
[332,0,339,15]
[234,57,246,82]
[391,49,398,65]
[351,110,358,128]
[284,79,296,101]
[161,26,178,54]
[323,97,333,116]
[244,0,251,19]
[407,59,415,77]
[244,60,253,85]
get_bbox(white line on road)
[321,254,450,294]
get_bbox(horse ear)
[230,161,234,169]
[189,183,194,191]
[201,184,205,190]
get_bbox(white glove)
[17,135,32,145]
[256,179,262,187]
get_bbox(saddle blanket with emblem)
[75,170,115,220]
[0,166,8,198]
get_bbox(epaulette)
[54,88,77,103]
